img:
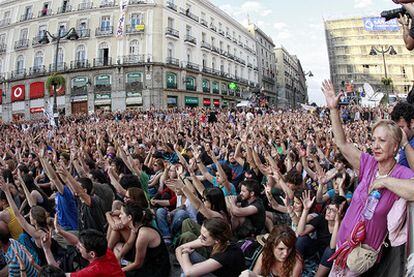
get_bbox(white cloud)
[354,0,373,9]
[273,22,287,30]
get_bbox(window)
[38,25,47,38]
[0,34,5,45]
[57,47,64,67]
[212,57,216,69]
[186,25,191,36]
[58,23,67,36]
[101,16,111,29]
[33,51,44,68]
[130,13,143,26]
[20,29,28,40]
[16,55,24,72]
[166,72,177,89]
[129,40,139,55]
[201,12,205,20]
[202,54,207,67]
[202,79,210,93]
[186,48,191,62]
[167,42,174,58]
[75,45,86,61]
[186,76,196,91]
[167,17,174,28]
[202,32,206,42]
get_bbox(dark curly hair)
[390,101,414,127]
[261,225,298,277]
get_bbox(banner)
[116,0,128,38]
[363,17,400,32]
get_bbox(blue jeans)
[156,208,189,239]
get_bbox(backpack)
[236,239,263,270]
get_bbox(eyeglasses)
[326,207,338,214]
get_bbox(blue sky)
[211,0,399,105]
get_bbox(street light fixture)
[305,71,313,77]
[39,27,79,127]
[369,45,397,104]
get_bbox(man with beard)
[226,180,265,239]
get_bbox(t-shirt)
[398,137,414,168]
[71,249,125,277]
[56,186,78,230]
[211,244,246,277]
[242,198,266,235]
[212,177,237,196]
[309,215,332,247]
[139,172,150,199]
[4,239,38,277]
[93,183,115,214]
[78,195,106,233]
[326,189,353,201]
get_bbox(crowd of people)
[0,79,412,277]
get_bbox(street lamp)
[305,71,313,77]
[369,45,397,104]
[39,27,79,126]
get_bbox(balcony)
[38,9,52,17]
[210,24,217,32]
[0,18,10,28]
[94,84,112,92]
[129,0,149,4]
[95,26,113,36]
[121,55,145,64]
[226,32,231,40]
[125,24,145,34]
[166,1,177,11]
[166,57,179,66]
[93,57,112,67]
[11,69,26,79]
[72,86,88,96]
[238,40,243,46]
[78,2,93,10]
[14,39,29,50]
[77,28,91,39]
[247,63,253,68]
[29,66,46,76]
[20,13,33,22]
[49,62,68,72]
[201,41,211,50]
[212,69,220,75]
[180,8,199,22]
[211,46,220,54]
[184,35,197,46]
[228,53,235,60]
[232,37,237,43]
[182,61,200,71]
[32,36,45,47]
[0,44,6,54]
[202,66,213,74]
[218,29,225,36]
[165,27,179,39]
[57,5,72,14]
[219,50,227,57]
[99,1,115,7]
[263,75,275,84]
[70,59,90,69]
[200,18,208,27]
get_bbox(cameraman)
[398,4,414,50]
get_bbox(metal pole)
[53,36,60,127]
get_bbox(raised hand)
[301,190,315,211]
[321,80,342,110]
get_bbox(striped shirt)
[4,239,38,277]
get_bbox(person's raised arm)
[0,179,39,240]
[194,151,215,183]
[296,190,316,236]
[321,80,361,169]
[39,156,64,195]
[56,165,92,206]
[399,11,414,50]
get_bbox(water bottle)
[362,190,381,220]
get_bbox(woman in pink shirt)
[321,80,414,276]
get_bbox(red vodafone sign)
[11,85,25,102]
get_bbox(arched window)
[129,40,139,56]
[75,45,86,61]
[167,42,174,58]
[16,55,24,73]
[98,42,110,65]
[33,51,44,69]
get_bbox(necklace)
[375,161,396,179]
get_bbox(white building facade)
[0,0,258,121]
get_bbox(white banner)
[116,0,128,38]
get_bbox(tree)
[46,73,66,96]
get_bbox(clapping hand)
[300,190,315,211]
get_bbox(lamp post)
[369,45,397,104]
[39,27,79,127]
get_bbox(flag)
[116,0,128,38]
